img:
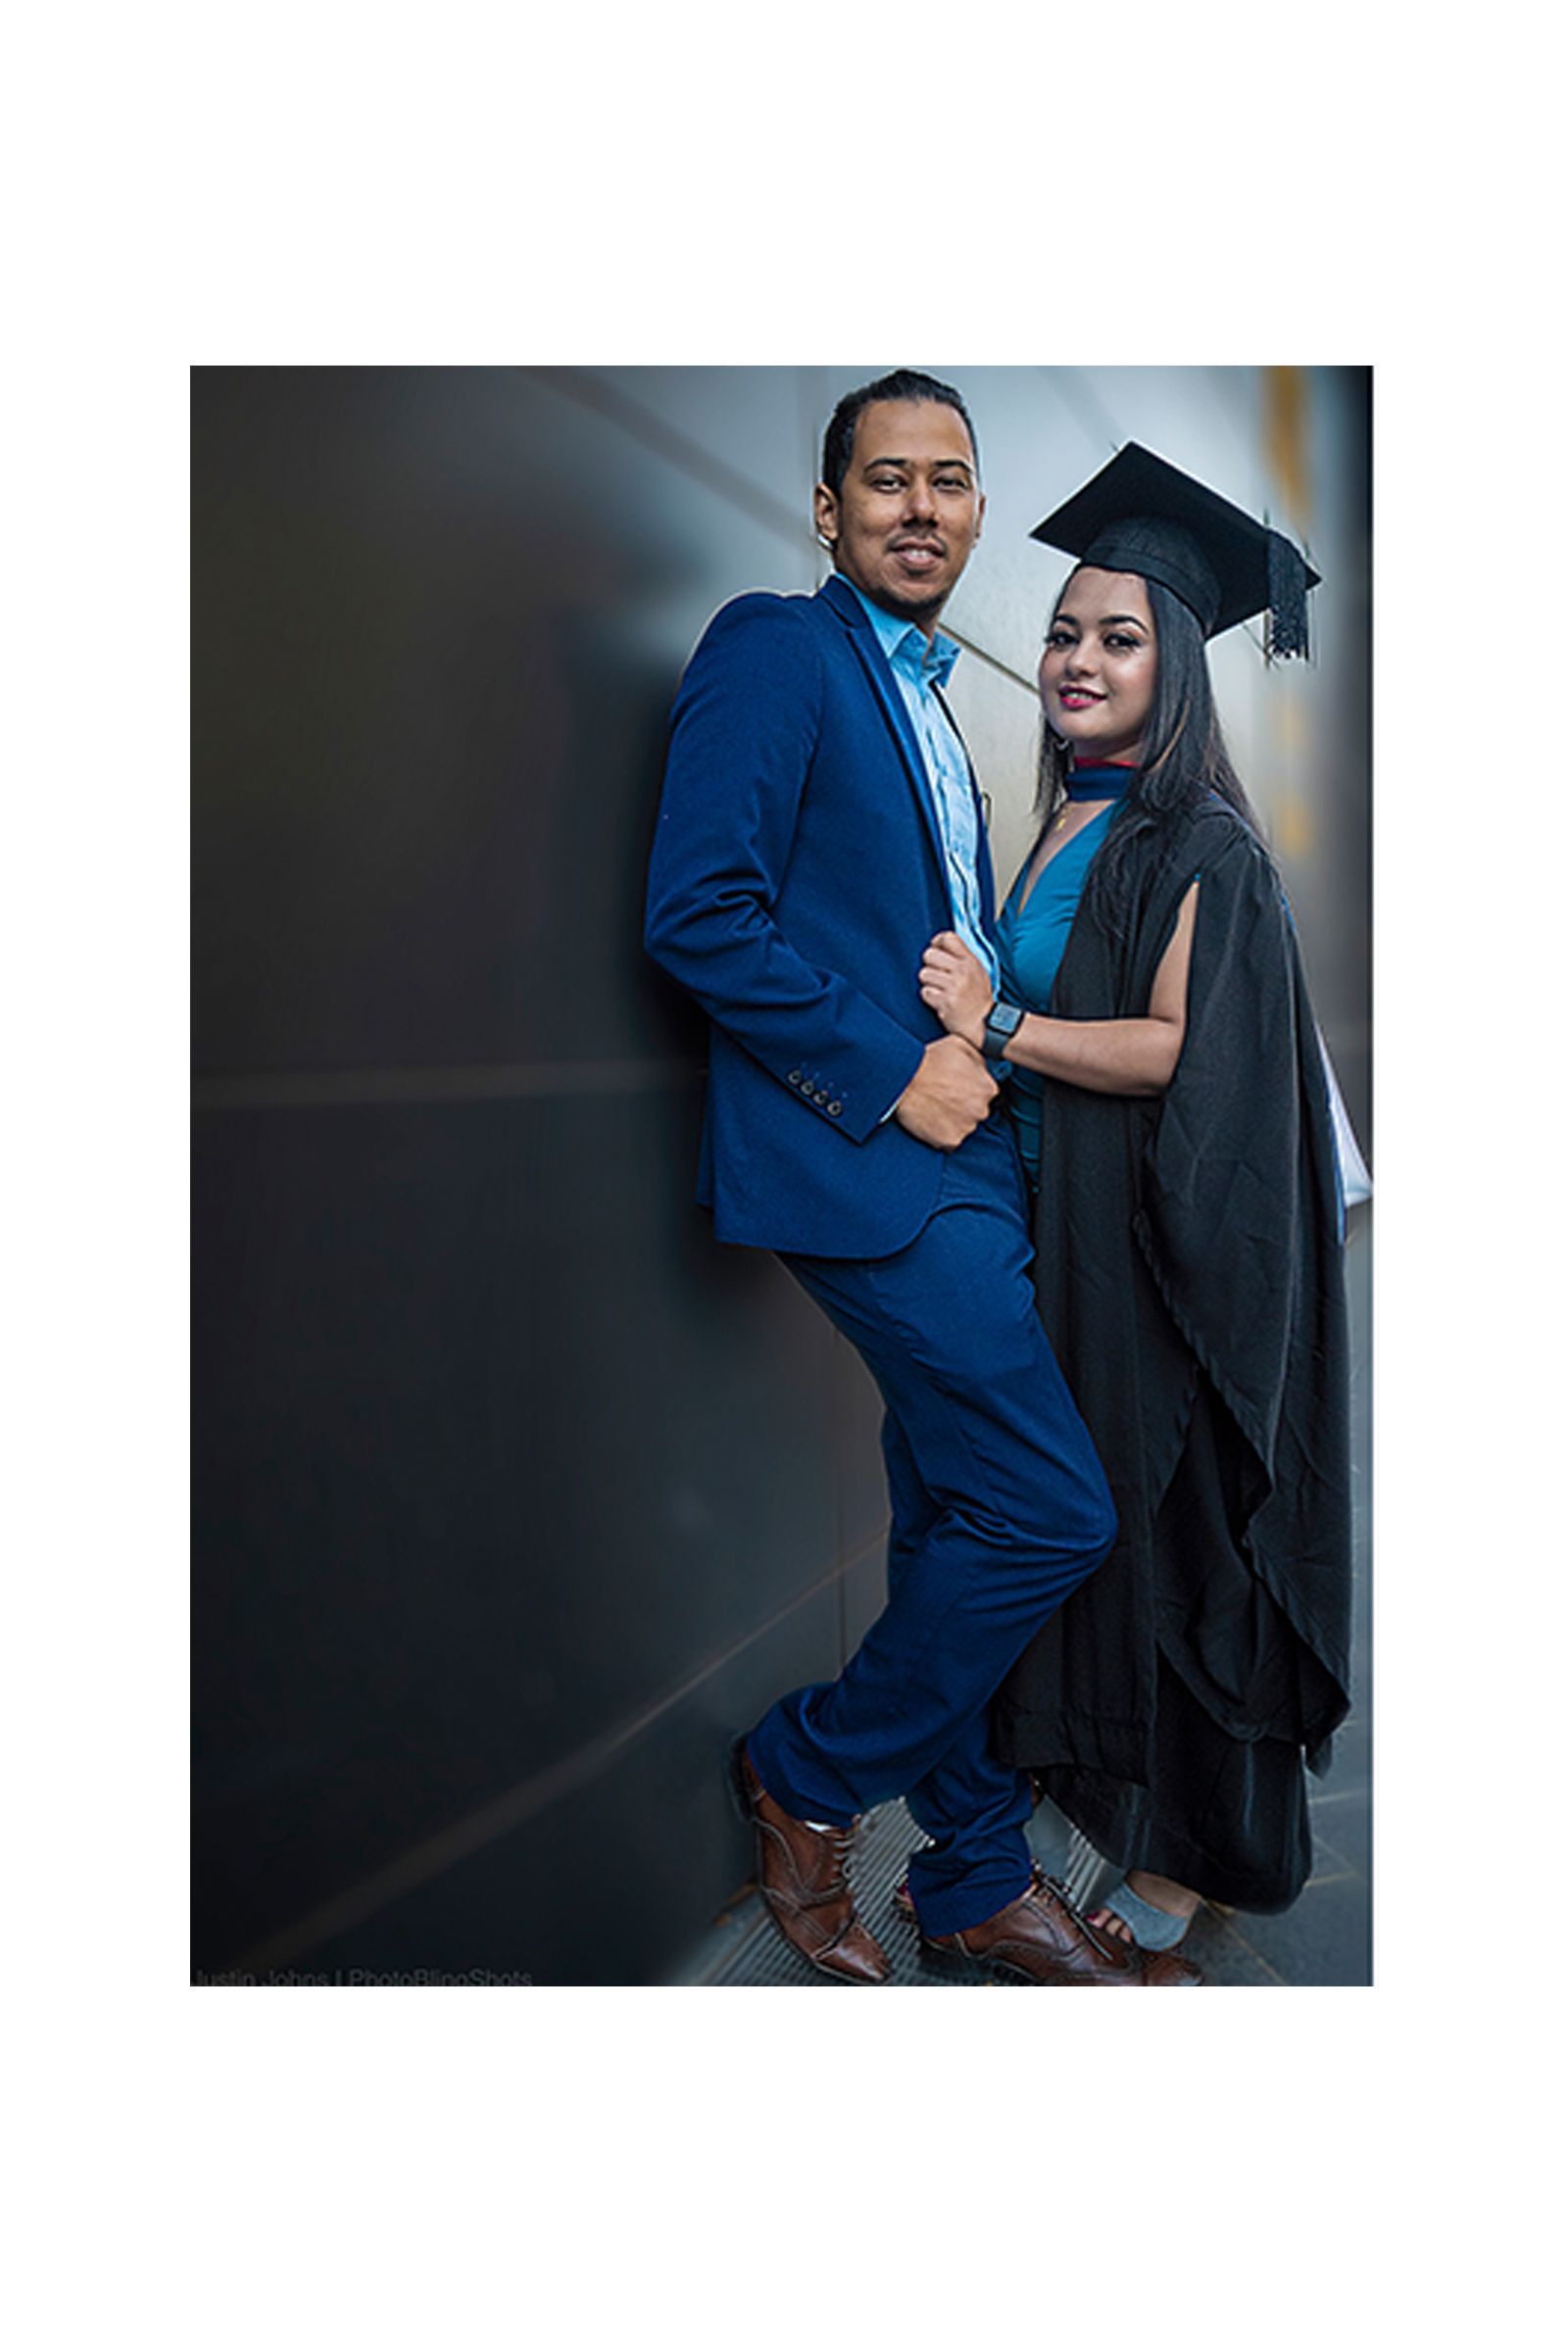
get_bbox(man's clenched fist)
[893,1035,997,1151]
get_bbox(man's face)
[814,399,983,631]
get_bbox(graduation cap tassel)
[1266,528,1311,661]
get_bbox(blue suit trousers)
[747,1116,1116,1938]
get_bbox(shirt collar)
[840,574,961,690]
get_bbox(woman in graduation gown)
[918,446,1354,1956]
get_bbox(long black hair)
[1036,573,1267,931]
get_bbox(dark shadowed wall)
[191,366,1370,1984]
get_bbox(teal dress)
[995,767,1134,1180]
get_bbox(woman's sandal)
[1090,1877,1197,1952]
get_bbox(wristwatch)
[982,999,1024,1061]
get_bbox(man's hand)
[919,932,993,1052]
[893,1036,998,1150]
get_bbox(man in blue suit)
[647,372,1193,1985]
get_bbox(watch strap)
[983,1000,1025,1059]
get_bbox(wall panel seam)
[225,1532,887,1974]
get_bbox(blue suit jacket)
[645,572,999,1258]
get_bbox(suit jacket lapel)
[817,575,949,876]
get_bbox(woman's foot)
[1088,1870,1201,1950]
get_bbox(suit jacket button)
[828,1102,843,1116]
[813,1089,829,1103]
[787,1071,804,1086]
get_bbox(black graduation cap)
[1030,441,1320,658]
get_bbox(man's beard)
[865,564,949,627]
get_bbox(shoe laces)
[1031,1871,1124,1959]
[823,1823,858,1872]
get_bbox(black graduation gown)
[993,797,1353,1912]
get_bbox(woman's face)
[1039,566,1157,765]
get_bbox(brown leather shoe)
[919,1870,1202,1985]
[729,1742,891,1984]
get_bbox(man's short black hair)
[819,370,978,498]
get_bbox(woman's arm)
[919,880,1200,1099]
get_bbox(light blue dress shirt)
[842,579,1000,994]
